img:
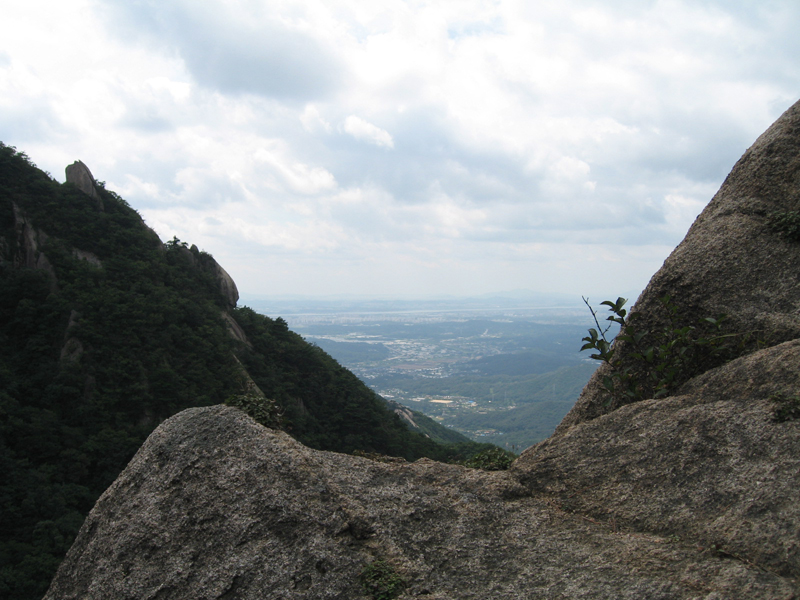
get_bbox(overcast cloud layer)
[1,0,798,299]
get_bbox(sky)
[0,0,798,301]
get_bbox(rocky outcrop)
[72,248,102,267]
[514,340,800,579]
[43,406,795,600]
[60,310,84,364]
[44,101,800,598]
[65,160,103,210]
[394,405,420,429]
[176,244,239,309]
[222,310,250,346]
[11,202,57,288]
[214,260,239,309]
[558,98,800,431]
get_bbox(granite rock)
[44,406,796,599]
[65,160,103,210]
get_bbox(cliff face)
[65,160,103,210]
[43,100,800,598]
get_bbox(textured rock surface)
[11,201,57,286]
[222,310,250,346]
[559,98,800,430]
[214,260,239,309]
[514,340,800,580]
[44,103,800,598]
[65,160,103,209]
[44,406,795,600]
[72,248,102,267]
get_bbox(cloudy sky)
[1,0,798,300]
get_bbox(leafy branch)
[224,383,284,429]
[581,295,736,406]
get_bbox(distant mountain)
[239,291,587,318]
[0,143,490,600]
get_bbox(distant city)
[241,293,602,451]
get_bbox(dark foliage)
[224,389,284,429]
[581,296,744,408]
[360,559,405,600]
[462,446,516,470]
[0,143,244,598]
[768,210,800,242]
[771,393,800,423]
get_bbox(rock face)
[514,340,800,579]
[43,407,795,600]
[11,201,57,287]
[44,101,800,599]
[214,259,239,309]
[65,160,104,210]
[559,98,800,431]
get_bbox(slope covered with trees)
[0,144,488,599]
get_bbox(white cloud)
[0,0,798,297]
[300,104,332,133]
[343,115,394,148]
[254,144,337,195]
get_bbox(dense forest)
[0,144,492,599]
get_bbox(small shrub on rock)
[224,389,283,429]
[581,295,739,407]
[768,210,800,242]
[360,559,404,600]
[770,393,800,422]
[463,447,515,471]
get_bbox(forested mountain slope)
[0,144,484,599]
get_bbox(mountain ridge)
[0,144,489,599]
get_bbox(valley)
[241,295,600,451]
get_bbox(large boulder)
[513,339,800,579]
[213,259,239,309]
[558,98,800,430]
[43,406,793,599]
[65,160,104,210]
